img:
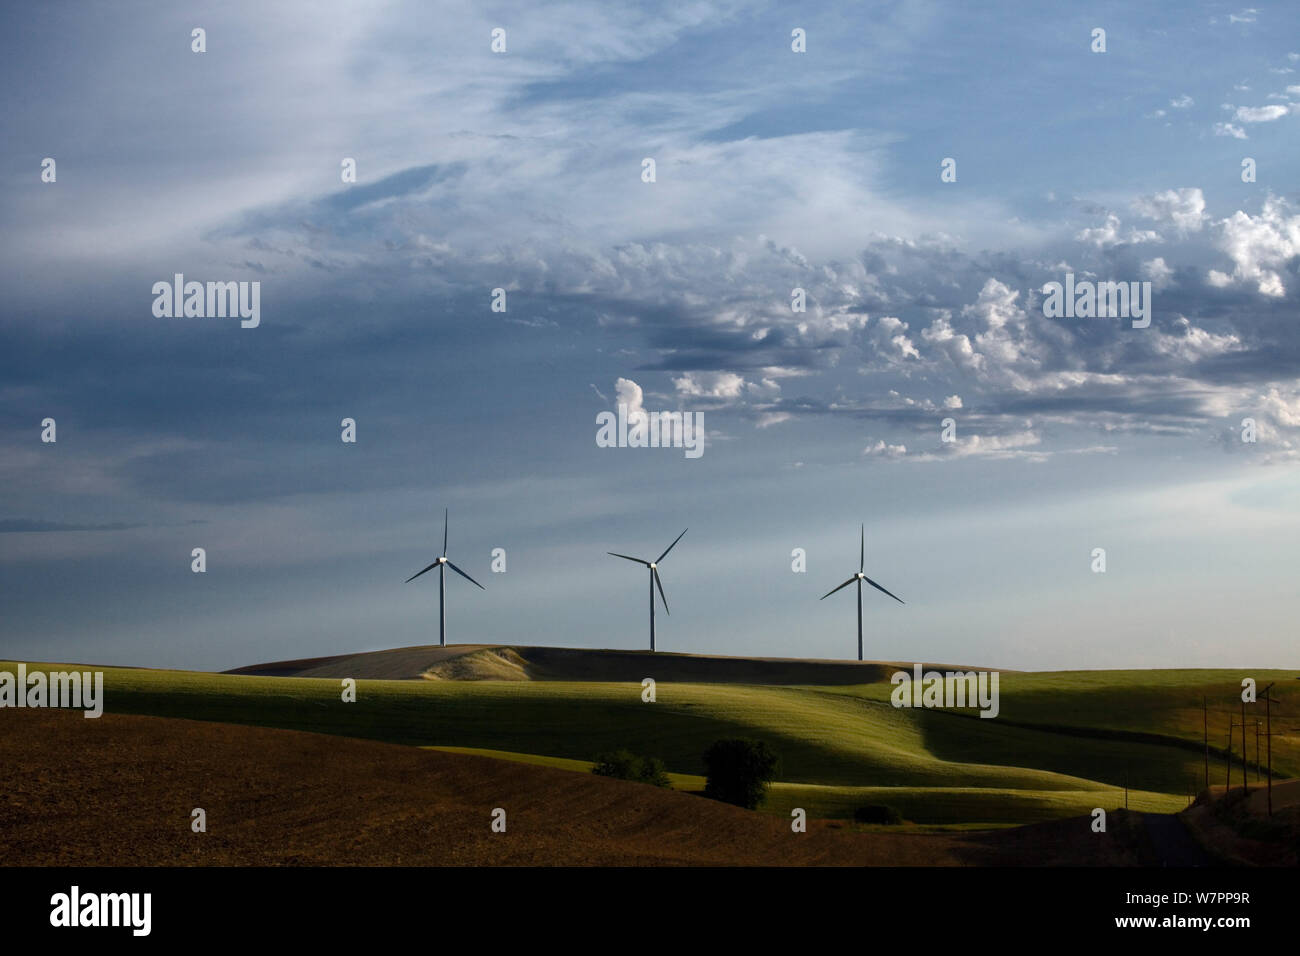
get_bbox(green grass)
[821,668,1300,780]
[8,659,1273,825]
[425,745,1187,824]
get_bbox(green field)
[11,653,1293,825]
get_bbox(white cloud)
[756,412,792,428]
[1235,104,1290,123]
[614,377,646,418]
[1150,317,1241,361]
[913,430,1047,462]
[866,315,919,361]
[1141,257,1175,291]
[1076,212,1163,248]
[921,311,983,373]
[1212,197,1300,297]
[1132,188,1207,233]
[862,439,907,458]
[1214,122,1248,139]
[672,371,747,400]
[1170,95,1194,109]
[964,278,1044,388]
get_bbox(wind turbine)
[405,508,485,647]
[608,528,687,651]
[819,524,904,661]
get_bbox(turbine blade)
[863,574,905,605]
[859,524,864,572]
[653,567,669,614]
[442,508,448,557]
[405,560,440,584]
[820,576,857,600]
[656,528,688,563]
[446,559,486,590]
[607,552,650,566]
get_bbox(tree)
[702,738,780,809]
[591,749,672,789]
[591,749,639,780]
[853,804,903,825]
[637,755,671,789]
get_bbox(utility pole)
[1240,698,1249,796]
[1262,683,1275,816]
[1254,720,1262,783]
[1203,695,1209,793]
[1224,724,1232,792]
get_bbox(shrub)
[591,749,672,788]
[702,738,780,809]
[852,804,903,825]
[637,755,672,789]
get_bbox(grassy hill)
[12,647,1294,826]
[226,643,925,684]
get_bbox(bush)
[591,749,639,780]
[637,755,672,789]
[852,804,903,825]
[591,749,672,788]
[702,738,780,809]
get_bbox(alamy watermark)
[0,665,103,718]
[151,274,260,328]
[50,886,150,936]
[596,403,704,459]
[1042,273,1151,329]
[891,663,1000,718]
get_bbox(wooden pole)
[1240,698,1249,796]
[1225,726,1232,791]
[1264,684,1274,817]
[1203,695,1209,792]
[1254,720,1261,782]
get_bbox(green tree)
[591,750,672,789]
[702,738,780,809]
[591,749,640,780]
[637,755,671,789]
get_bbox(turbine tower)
[820,524,904,661]
[608,528,687,651]
[405,508,485,647]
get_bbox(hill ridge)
[225,642,997,685]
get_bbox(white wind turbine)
[405,509,485,647]
[820,524,904,661]
[608,528,687,651]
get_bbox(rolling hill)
[0,708,1163,866]
[225,643,929,684]
[11,645,1294,827]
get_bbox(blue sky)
[2,1,1299,671]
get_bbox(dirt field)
[0,709,1155,866]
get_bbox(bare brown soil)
[1,710,1150,866]
[1181,782,1300,866]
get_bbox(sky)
[2,1,1299,672]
